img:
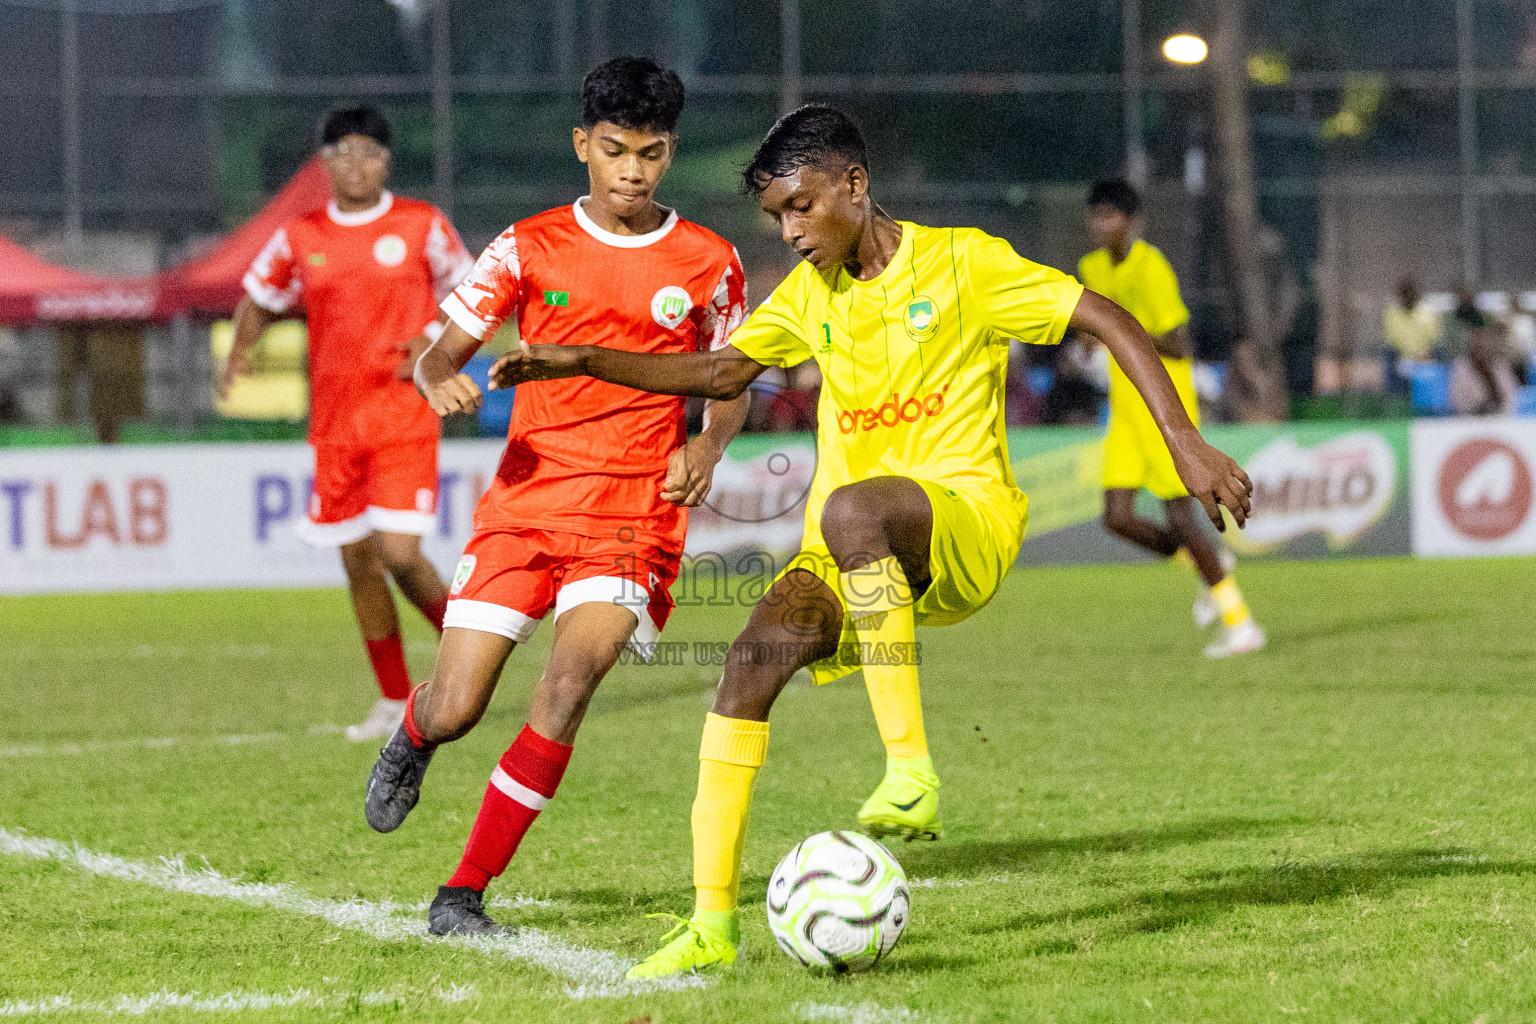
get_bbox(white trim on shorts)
[294,514,373,548]
[442,599,543,643]
[553,574,660,660]
[293,507,435,547]
[366,506,435,536]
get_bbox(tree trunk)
[1206,0,1290,421]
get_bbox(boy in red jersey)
[362,58,752,936]
[227,106,475,742]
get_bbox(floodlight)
[1163,34,1209,64]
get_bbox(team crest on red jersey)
[651,286,693,329]
[373,234,407,267]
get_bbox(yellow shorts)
[1103,356,1200,500]
[777,480,1026,686]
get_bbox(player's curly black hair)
[1087,177,1141,216]
[743,103,869,197]
[581,57,685,133]
[318,106,391,149]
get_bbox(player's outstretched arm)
[663,390,752,507]
[221,296,281,399]
[394,313,448,381]
[488,342,770,401]
[1069,289,1253,530]
[414,320,485,416]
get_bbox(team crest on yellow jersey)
[905,296,939,342]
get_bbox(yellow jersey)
[1077,239,1192,411]
[729,221,1083,546]
[1079,239,1199,497]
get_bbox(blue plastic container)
[1516,385,1536,417]
[1400,362,1452,415]
[462,352,515,435]
[1025,367,1055,396]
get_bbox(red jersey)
[244,191,473,445]
[442,199,748,552]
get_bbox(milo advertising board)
[1011,421,1412,565]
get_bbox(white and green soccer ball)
[766,830,910,973]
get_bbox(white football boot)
[1203,618,1267,659]
[345,697,407,743]
[1192,589,1220,629]
[1192,548,1238,628]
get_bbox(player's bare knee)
[820,486,885,567]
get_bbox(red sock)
[420,594,448,634]
[364,632,411,701]
[447,724,573,891]
[402,682,432,749]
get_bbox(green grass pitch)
[2,556,1533,1022]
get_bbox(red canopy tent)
[0,235,159,326]
[162,158,331,317]
[0,159,331,327]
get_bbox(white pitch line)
[0,724,361,759]
[0,828,707,1000]
[0,733,295,760]
[0,985,477,1017]
[798,1002,936,1023]
[2,644,276,661]
[909,874,1031,890]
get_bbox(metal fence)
[5,0,1536,428]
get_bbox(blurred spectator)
[772,358,820,432]
[1382,278,1442,397]
[56,323,146,443]
[0,327,21,424]
[1499,293,1534,386]
[741,360,819,433]
[1004,339,1043,426]
[1043,332,1107,425]
[1444,286,1516,415]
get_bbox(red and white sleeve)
[440,225,521,342]
[242,227,302,314]
[425,213,475,303]
[700,248,749,352]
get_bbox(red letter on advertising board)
[45,479,120,548]
[43,482,82,548]
[129,477,168,546]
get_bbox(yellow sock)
[841,557,928,761]
[692,713,769,914]
[1211,577,1251,627]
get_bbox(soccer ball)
[765,830,910,973]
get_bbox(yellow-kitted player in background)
[1079,178,1264,658]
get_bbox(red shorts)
[442,528,679,659]
[295,438,439,547]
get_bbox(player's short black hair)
[318,106,392,149]
[1087,177,1140,216]
[581,57,686,132]
[743,104,868,197]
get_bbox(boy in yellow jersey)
[1080,178,1264,658]
[491,106,1253,977]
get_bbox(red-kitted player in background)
[226,106,474,742]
